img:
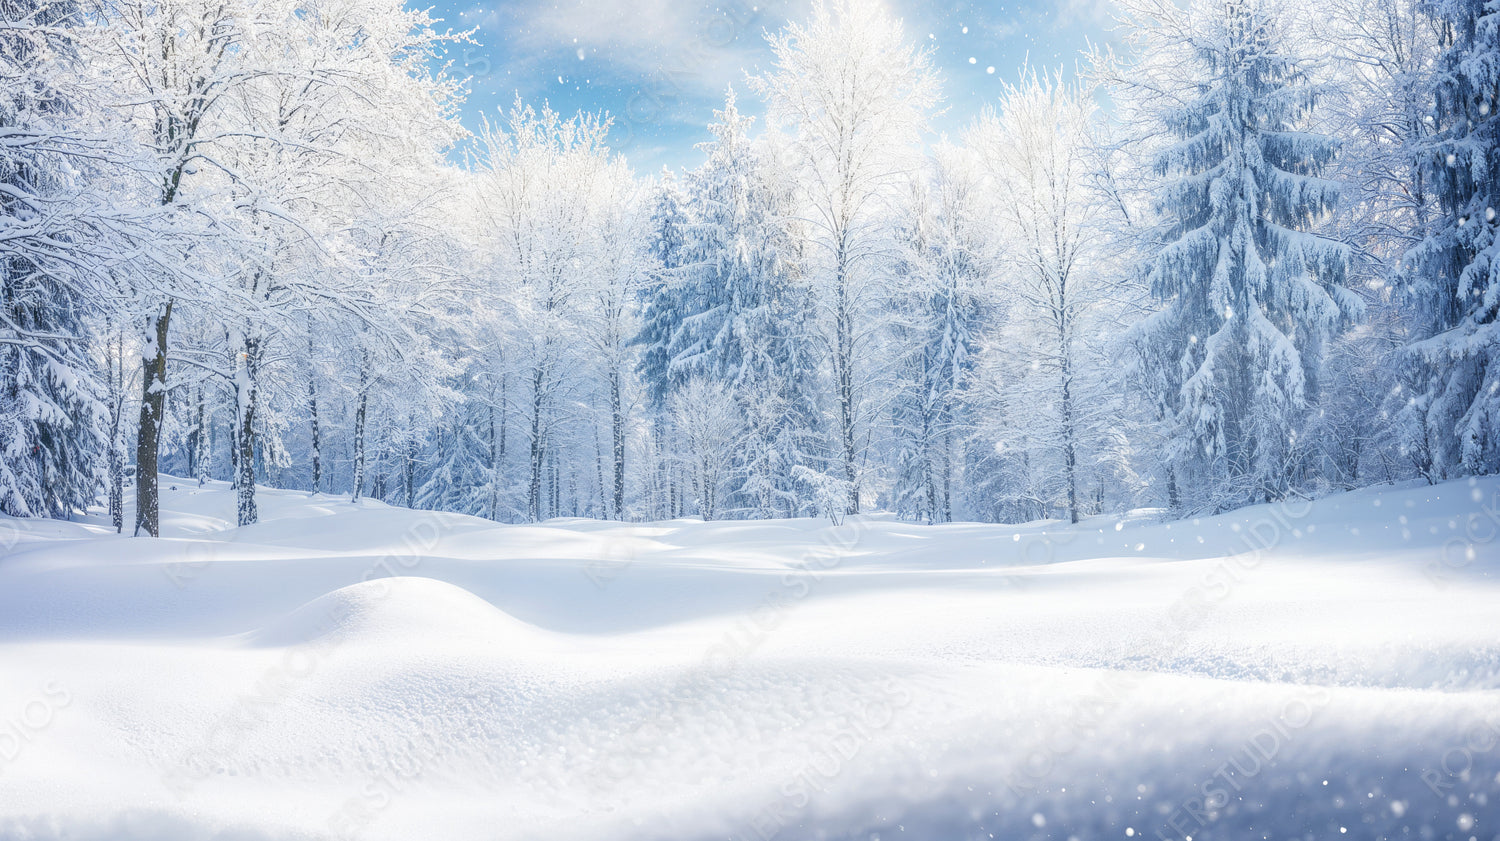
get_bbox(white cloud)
[501,0,811,103]
[1053,0,1120,30]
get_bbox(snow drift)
[0,477,1496,840]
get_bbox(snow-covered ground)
[0,478,1497,841]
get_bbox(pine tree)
[1124,0,1359,509]
[672,90,793,389]
[639,89,818,517]
[636,171,698,412]
[1400,0,1500,477]
[0,0,108,518]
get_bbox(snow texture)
[0,474,1496,840]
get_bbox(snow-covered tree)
[636,171,697,413]
[671,376,743,520]
[104,0,252,535]
[887,146,988,523]
[751,0,941,514]
[473,101,626,521]
[1398,0,1500,478]
[0,0,123,518]
[969,71,1118,523]
[634,89,819,518]
[217,0,463,524]
[1110,0,1360,510]
[1297,0,1440,489]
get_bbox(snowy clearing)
[0,477,1497,840]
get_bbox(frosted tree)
[0,0,112,518]
[473,101,621,521]
[104,0,247,534]
[671,377,744,520]
[636,171,697,412]
[664,90,791,387]
[634,172,698,519]
[577,156,646,520]
[970,71,1114,523]
[1110,0,1360,510]
[751,0,940,514]
[222,0,462,524]
[1303,0,1442,488]
[888,146,988,523]
[1315,0,1442,265]
[337,199,462,508]
[1398,0,1500,477]
[635,89,817,517]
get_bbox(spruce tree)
[1400,0,1500,477]
[1133,0,1359,509]
[0,0,107,518]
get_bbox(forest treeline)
[1,0,1495,530]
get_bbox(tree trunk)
[108,440,124,534]
[548,450,560,519]
[107,330,126,533]
[700,458,715,521]
[834,245,858,515]
[308,358,321,494]
[592,416,607,517]
[403,432,417,509]
[921,404,937,524]
[487,403,501,521]
[194,387,210,487]
[528,368,545,522]
[610,366,625,519]
[186,387,199,483]
[133,301,171,537]
[351,379,368,503]
[233,335,259,527]
[1061,353,1078,524]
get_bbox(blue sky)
[425,0,1121,173]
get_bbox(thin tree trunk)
[351,375,368,503]
[108,331,125,533]
[487,402,501,521]
[308,356,321,494]
[233,335,259,526]
[195,387,210,487]
[922,406,937,524]
[834,244,858,515]
[1061,354,1078,524]
[548,449,560,519]
[592,414,607,517]
[133,301,171,537]
[528,368,545,522]
[610,366,625,519]
[186,387,199,483]
[568,466,579,517]
[940,431,952,523]
[404,429,417,509]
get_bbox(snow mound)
[250,576,535,648]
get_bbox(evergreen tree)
[1125,0,1359,509]
[0,0,108,518]
[635,171,697,411]
[1400,0,1500,477]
